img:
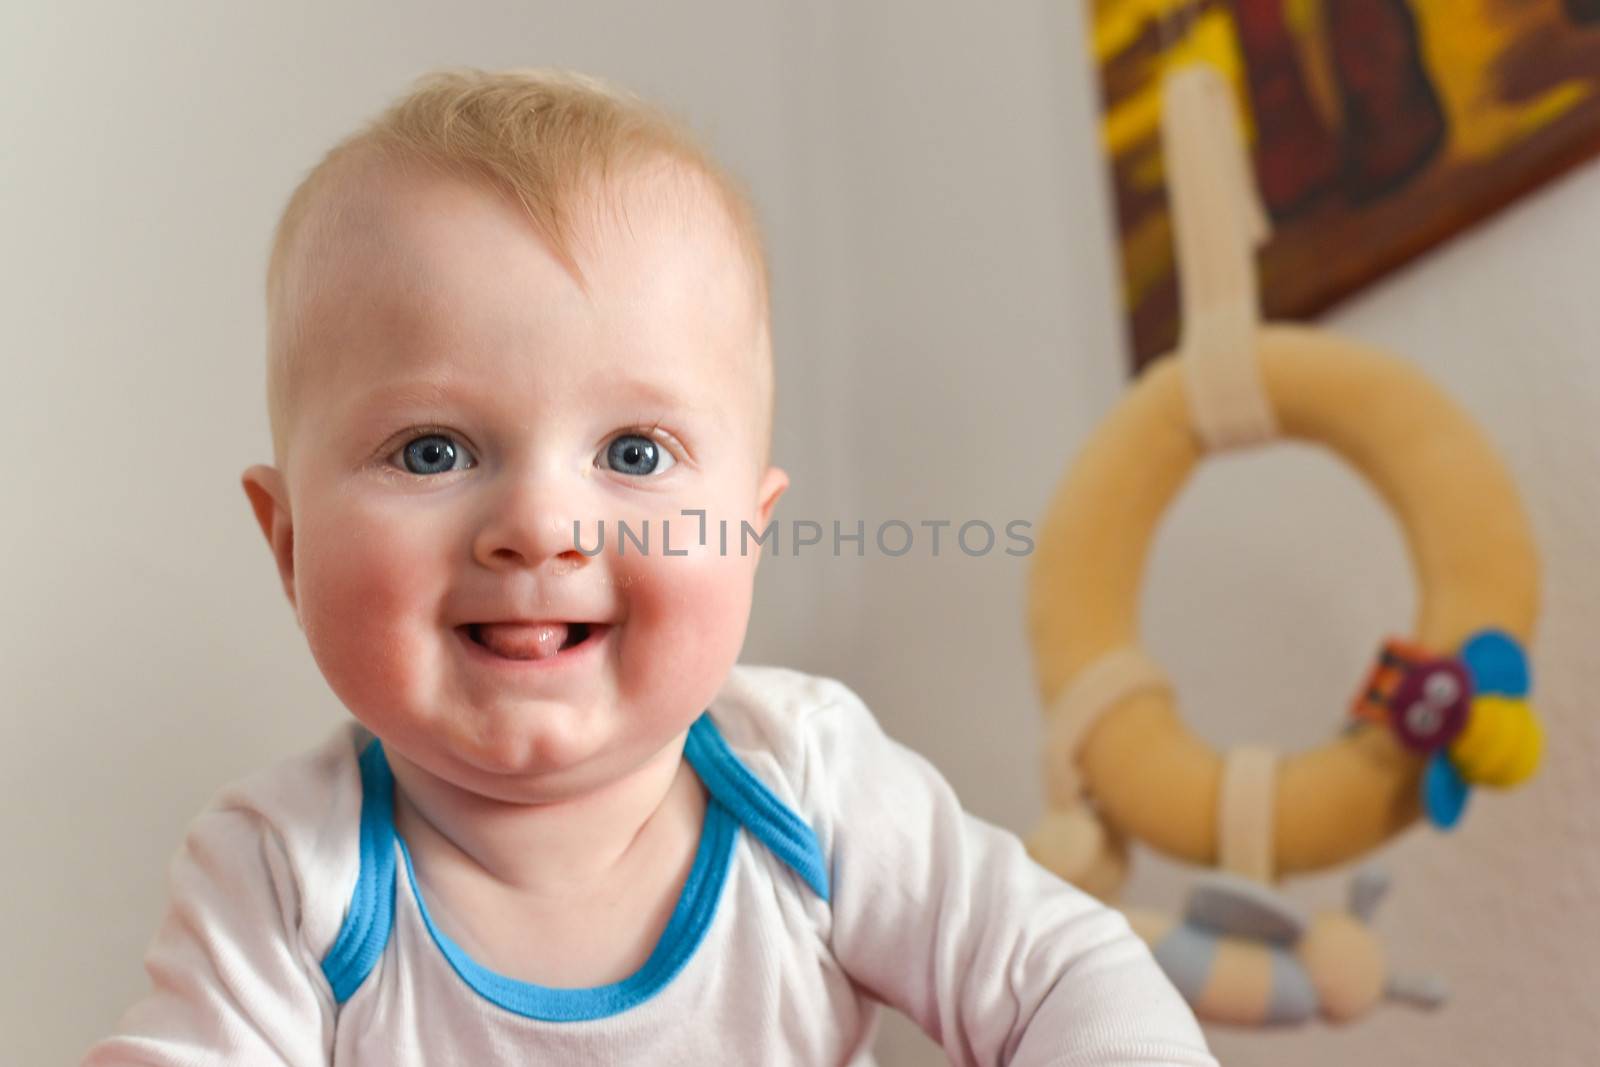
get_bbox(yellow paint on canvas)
[1101,10,1252,160]
[1120,210,1176,311]
[1093,0,1203,62]
[1283,0,1343,131]
[1410,0,1594,163]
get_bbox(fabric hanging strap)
[1218,744,1279,883]
[1042,647,1172,807]
[1160,64,1279,453]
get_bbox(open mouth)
[460,621,602,662]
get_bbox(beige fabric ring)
[1027,326,1538,875]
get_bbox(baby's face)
[246,163,785,804]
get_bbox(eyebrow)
[355,378,462,409]
[582,375,695,411]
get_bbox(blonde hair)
[265,67,772,468]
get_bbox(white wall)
[7,2,1596,1064]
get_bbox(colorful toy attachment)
[1350,628,1543,829]
[1135,867,1448,1026]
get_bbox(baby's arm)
[81,806,335,1066]
[805,686,1218,1067]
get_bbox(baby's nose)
[470,481,594,572]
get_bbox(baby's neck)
[387,734,700,902]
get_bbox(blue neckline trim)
[320,711,829,1019]
[320,741,397,1002]
[684,714,830,901]
[396,795,738,1021]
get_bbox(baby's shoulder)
[196,721,369,955]
[711,661,867,738]
[211,720,367,814]
[706,663,878,799]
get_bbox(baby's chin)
[377,704,696,805]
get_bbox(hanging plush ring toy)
[1025,66,1543,1027]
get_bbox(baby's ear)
[756,465,789,527]
[240,465,298,623]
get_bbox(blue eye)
[397,433,474,476]
[602,433,676,477]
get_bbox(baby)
[84,69,1217,1066]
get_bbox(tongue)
[475,622,569,660]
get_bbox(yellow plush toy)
[1024,65,1543,1027]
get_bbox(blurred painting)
[1093,0,1600,373]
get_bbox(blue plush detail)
[683,713,831,902]
[321,739,398,1003]
[1157,921,1317,1024]
[1264,949,1318,1025]
[396,795,740,1021]
[1460,629,1529,697]
[1151,924,1217,1004]
[1422,751,1471,829]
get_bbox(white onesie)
[83,665,1218,1066]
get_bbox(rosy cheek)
[295,505,441,721]
[614,542,756,713]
